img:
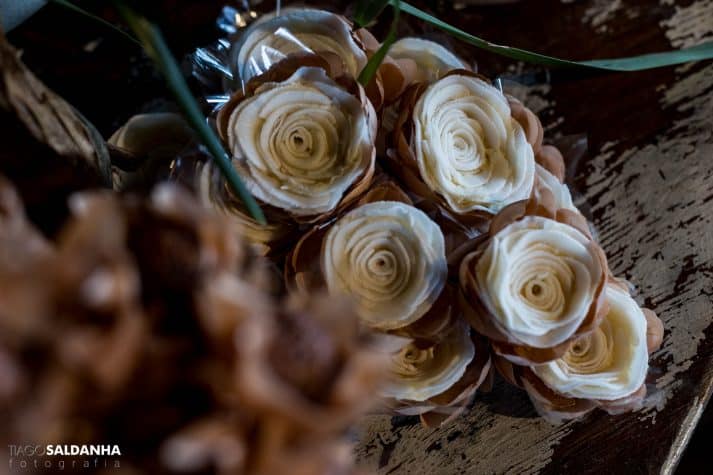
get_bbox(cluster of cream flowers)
[111,7,663,425]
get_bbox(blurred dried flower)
[0,179,383,474]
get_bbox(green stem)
[358,0,400,86]
[114,2,266,224]
[394,1,713,71]
[49,0,140,45]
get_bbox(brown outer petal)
[214,52,376,226]
[392,284,458,342]
[643,308,664,353]
[537,145,566,182]
[285,223,329,293]
[378,58,418,106]
[354,29,418,110]
[495,356,595,421]
[458,198,610,365]
[508,99,569,187]
[508,98,543,154]
[354,28,380,55]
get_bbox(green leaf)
[49,0,140,46]
[358,0,400,87]
[394,1,713,71]
[114,2,266,224]
[354,0,390,27]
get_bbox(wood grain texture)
[6,0,712,473]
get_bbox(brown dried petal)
[643,308,664,353]
[537,144,566,182]
[509,98,544,154]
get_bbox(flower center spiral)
[393,344,435,377]
[321,201,447,330]
[412,74,535,214]
[562,321,614,374]
[226,67,374,216]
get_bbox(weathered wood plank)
[354,1,713,473]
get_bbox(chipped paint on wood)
[661,0,713,48]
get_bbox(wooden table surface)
[8,1,713,473]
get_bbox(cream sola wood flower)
[459,199,609,364]
[388,37,469,84]
[390,71,537,223]
[321,201,446,330]
[382,320,492,427]
[229,8,415,110]
[216,63,376,220]
[229,8,369,85]
[287,180,461,340]
[495,282,664,422]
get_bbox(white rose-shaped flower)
[231,9,368,84]
[389,37,468,83]
[531,284,649,400]
[382,321,475,402]
[195,161,293,255]
[109,113,195,160]
[463,214,606,357]
[220,66,375,217]
[493,281,663,422]
[410,73,535,215]
[321,201,447,330]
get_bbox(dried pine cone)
[0,178,384,474]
